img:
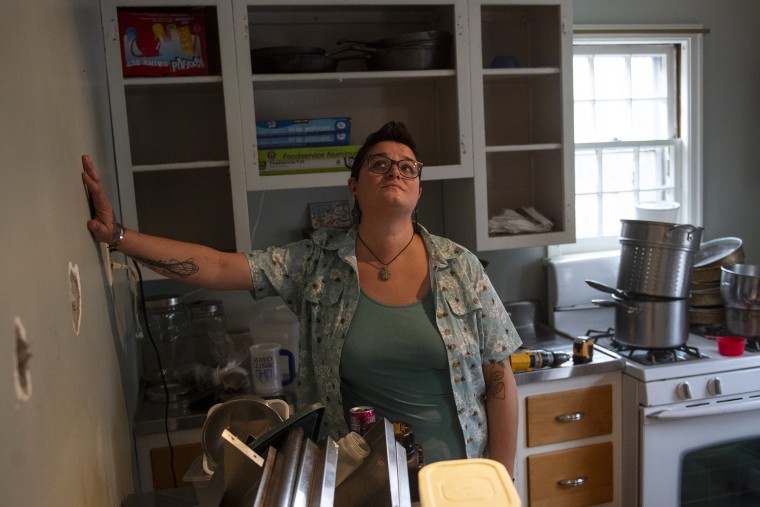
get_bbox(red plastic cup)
[717,336,746,356]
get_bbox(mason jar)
[141,294,194,386]
[190,299,231,367]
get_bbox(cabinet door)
[444,0,575,251]
[233,0,472,191]
[526,384,612,447]
[527,442,614,507]
[102,0,250,280]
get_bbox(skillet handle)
[591,298,641,314]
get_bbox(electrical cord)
[132,259,178,489]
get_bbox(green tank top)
[340,290,466,464]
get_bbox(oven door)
[638,391,760,506]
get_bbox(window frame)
[549,25,704,257]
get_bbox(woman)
[83,121,521,475]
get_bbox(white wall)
[0,0,135,504]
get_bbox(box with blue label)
[256,132,350,149]
[255,118,351,138]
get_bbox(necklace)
[357,231,415,281]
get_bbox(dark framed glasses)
[365,154,423,179]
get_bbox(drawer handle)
[555,411,584,422]
[558,476,587,488]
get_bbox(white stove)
[545,252,760,506]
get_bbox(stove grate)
[585,328,707,366]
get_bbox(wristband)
[108,222,125,251]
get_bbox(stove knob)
[676,381,692,400]
[707,377,723,396]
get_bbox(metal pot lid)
[693,237,744,269]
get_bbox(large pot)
[593,295,689,348]
[725,307,760,337]
[617,220,703,299]
[720,263,760,310]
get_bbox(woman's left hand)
[81,155,119,245]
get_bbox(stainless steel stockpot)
[593,295,689,349]
[617,220,703,299]
[720,263,760,310]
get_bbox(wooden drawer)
[526,384,612,447]
[527,442,613,507]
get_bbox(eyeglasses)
[365,154,423,179]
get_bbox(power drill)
[510,349,571,372]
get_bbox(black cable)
[132,259,178,489]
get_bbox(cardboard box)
[118,11,209,77]
[257,132,351,149]
[256,118,351,137]
[258,145,360,175]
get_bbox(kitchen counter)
[511,321,626,386]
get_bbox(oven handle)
[647,399,760,420]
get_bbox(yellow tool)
[510,349,571,372]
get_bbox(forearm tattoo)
[487,361,506,400]
[132,255,200,278]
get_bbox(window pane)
[576,194,600,238]
[632,98,669,139]
[594,56,630,100]
[638,146,673,189]
[575,150,599,194]
[573,56,594,100]
[574,102,596,143]
[631,55,667,99]
[602,192,635,236]
[596,100,632,140]
[601,149,635,192]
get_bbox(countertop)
[511,322,626,385]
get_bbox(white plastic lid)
[419,459,521,507]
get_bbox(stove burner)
[584,328,707,366]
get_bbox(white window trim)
[549,25,704,258]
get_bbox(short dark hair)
[350,121,419,180]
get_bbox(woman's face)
[348,140,422,220]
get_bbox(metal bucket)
[617,220,703,299]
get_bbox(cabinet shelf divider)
[132,160,230,172]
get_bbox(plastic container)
[142,294,194,386]
[635,201,680,222]
[249,298,299,374]
[717,336,746,356]
[419,459,521,507]
[335,432,370,487]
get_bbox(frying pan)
[251,45,366,73]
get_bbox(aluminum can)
[349,406,376,436]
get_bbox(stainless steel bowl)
[720,263,760,310]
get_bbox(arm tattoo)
[487,363,506,400]
[132,255,200,278]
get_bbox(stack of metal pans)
[689,237,744,325]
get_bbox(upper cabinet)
[101,0,251,281]
[102,0,573,257]
[233,0,473,191]
[444,0,575,251]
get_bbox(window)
[551,27,704,256]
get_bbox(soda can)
[349,406,376,436]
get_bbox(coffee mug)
[250,343,296,396]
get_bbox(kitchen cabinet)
[233,0,473,191]
[101,0,251,281]
[101,0,574,275]
[444,0,575,250]
[515,372,621,506]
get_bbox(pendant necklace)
[357,232,415,281]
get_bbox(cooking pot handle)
[591,298,641,314]
[667,224,701,241]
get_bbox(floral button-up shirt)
[246,225,522,459]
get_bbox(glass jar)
[141,294,194,386]
[190,300,231,367]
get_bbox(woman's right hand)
[81,155,119,246]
